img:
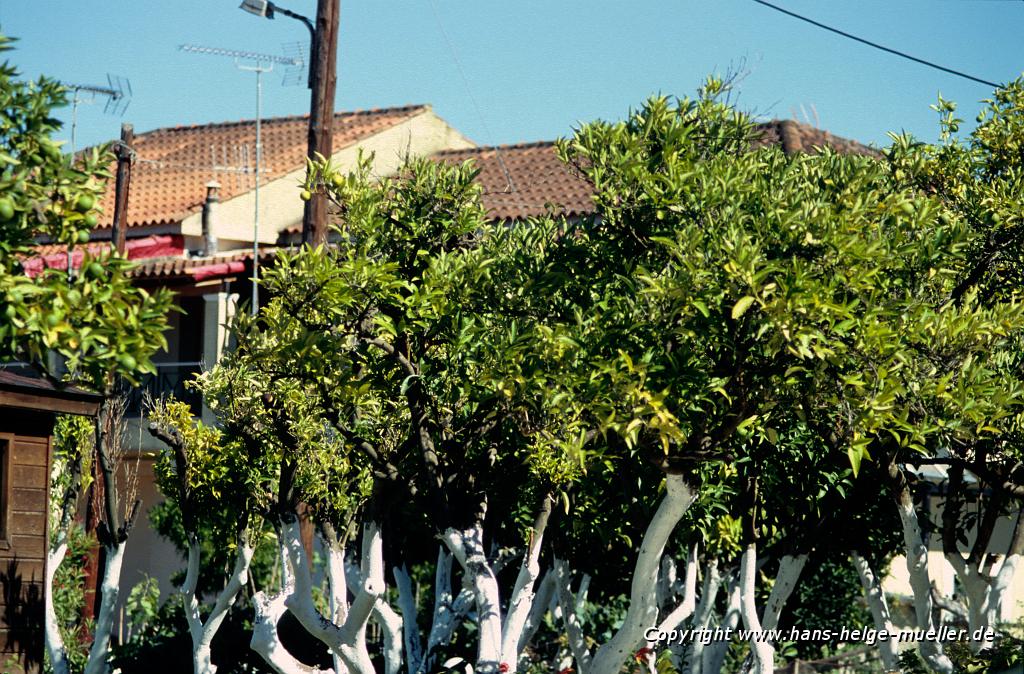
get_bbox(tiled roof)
[427,120,877,222]
[751,119,878,157]
[128,249,277,282]
[433,142,594,221]
[95,105,429,229]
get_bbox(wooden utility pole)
[110,123,134,254]
[301,0,340,247]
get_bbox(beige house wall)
[178,108,474,247]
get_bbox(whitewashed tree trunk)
[443,524,504,674]
[500,519,548,670]
[252,590,333,674]
[897,489,954,674]
[518,568,555,655]
[44,541,71,674]
[82,542,126,674]
[990,549,1021,624]
[284,519,383,674]
[941,509,1024,652]
[703,574,740,674]
[588,474,696,674]
[324,531,349,674]
[395,565,424,674]
[851,552,898,671]
[421,547,474,673]
[738,543,774,674]
[181,537,255,674]
[761,554,806,631]
[680,558,721,674]
[649,544,700,667]
[554,557,593,673]
[342,557,404,674]
[251,531,333,674]
[651,544,699,644]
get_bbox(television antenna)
[62,74,132,155]
[179,44,301,314]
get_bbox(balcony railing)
[123,362,204,417]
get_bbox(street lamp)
[239,0,314,88]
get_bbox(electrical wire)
[751,0,1002,88]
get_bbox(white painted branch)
[680,558,720,674]
[702,574,740,674]
[518,568,555,655]
[653,543,700,644]
[324,531,348,674]
[589,475,696,674]
[554,557,592,673]
[375,593,405,674]
[340,545,407,674]
[576,574,591,614]
[739,543,774,674]
[761,553,806,631]
[44,542,71,674]
[422,550,475,674]
[990,553,1021,625]
[325,533,349,626]
[395,565,424,674]
[182,539,205,646]
[284,519,383,674]
[897,490,954,674]
[251,588,332,674]
[83,542,126,674]
[442,525,504,674]
[186,539,255,674]
[250,533,331,674]
[500,522,547,670]
[423,547,465,671]
[851,552,898,671]
[657,555,678,611]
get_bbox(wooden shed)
[0,371,101,674]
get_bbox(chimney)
[201,181,220,256]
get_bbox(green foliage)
[47,524,95,672]
[0,31,172,393]
[781,555,873,660]
[124,576,161,635]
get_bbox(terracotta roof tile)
[751,119,879,157]
[96,105,428,229]
[433,141,594,221]
[128,248,279,282]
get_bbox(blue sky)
[0,1,1020,152]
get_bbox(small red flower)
[557,668,575,674]
[498,664,510,673]
[633,647,654,663]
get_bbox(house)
[0,372,101,674]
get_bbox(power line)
[426,0,518,194]
[751,0,1002,88]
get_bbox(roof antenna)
[179,44,302,315]
[61,74,132,156]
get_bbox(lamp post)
[240,0,339,247]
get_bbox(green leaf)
[731,296,756,320]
